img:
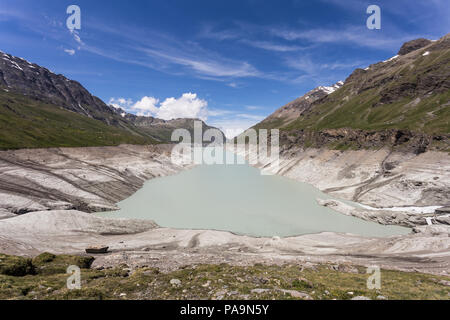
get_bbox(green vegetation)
[1,253,449,300]
[284,88,450,135]
[0,90,156,150]
[255,46,450,141]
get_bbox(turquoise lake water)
[98,159,410,238]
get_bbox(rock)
[347,291,354,296]
[436,216,450,225]
[259,277,270,284]
[377,295,387,300]
[439,280,450,287]
[280,289,313,300]
[257,81,344,132]
[337,264,359,274]
[435,207,450,215]
[398,38,432,55]
[85,246,109,254]
[202,281,211,288]
[0,209,16,220]
[170,279,181,286]
[351,296,372,300]
[251,288,271,294]
[413,225,450,236]
[215,290,228,300]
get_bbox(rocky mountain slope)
[255,81,344,129]
[0,89,155,149]
[124,114,221,143]
[0,144,187,215]
[251,34,450,153]
[0,50,222,148]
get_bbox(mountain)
[0,51,223,149]
[124,114,221,143]
[0,89,154,149]
[254,81,344,130]
[251,33,450,153]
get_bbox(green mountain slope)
[251,34,450,152]
[0,50,225,149]
[0,90,156,149]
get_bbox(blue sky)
[1,0,449,137]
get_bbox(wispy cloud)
[198,24,242,41]
[284,55,369,86]
[73,21,265,81]
[139,46,259,78]
[245,105,265,110]
[269,26,421,50]
[227,82,239,88]
[64,48,75,56]
[240,39,306,52]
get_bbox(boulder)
[351,296,372,300]
[435,207,450,215]
[85,246,109,254]
[170,279,181,286]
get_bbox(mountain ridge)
[249,33,450,152]
[0,50,223,148]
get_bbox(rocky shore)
[245,147,450,227]
[0,144,188,215]
[0,210,449,276]
[0,144,449,278]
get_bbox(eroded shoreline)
[0,145,449,276]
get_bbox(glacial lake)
[98,157,410,238]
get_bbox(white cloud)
[64,49,75,56]
[133,96,159,114]
[109,93,264,138]
[109,93,208,121]
[157,93,208,120]
[109,97,133,109]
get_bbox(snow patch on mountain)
[317,81,344,95]
[383,55,399,63]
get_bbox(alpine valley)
[0,34,449,301]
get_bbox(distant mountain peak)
[250,33,449,153]
[316,81,344,95]
[252,80,344,129]
[0,50,224,146]
[398,38,432,56]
